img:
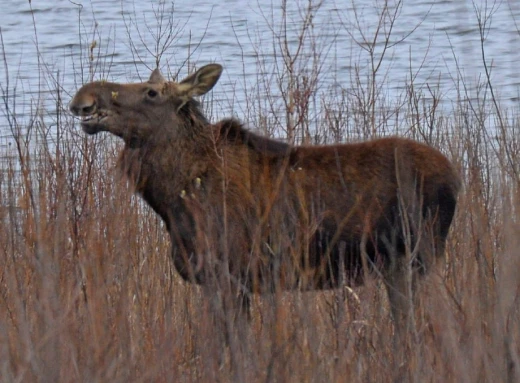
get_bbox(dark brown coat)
[70,64,461,333]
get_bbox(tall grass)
[1,1,520,382]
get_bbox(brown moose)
[69,64,460,337]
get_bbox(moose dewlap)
[70,63,460,336]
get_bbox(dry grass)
[1,1,520,382]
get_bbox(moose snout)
[69,100,97,116]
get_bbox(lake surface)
[1,0,520,145]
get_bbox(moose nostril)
[69,103,96,116]
[83,104,96,114]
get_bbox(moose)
[69,63,460,337]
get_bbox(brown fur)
[70,64,461,334]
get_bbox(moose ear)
[148,68,166,84]
[177,64,223,97]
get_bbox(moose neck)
[119,104,216,230]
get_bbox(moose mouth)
[80,110,110,134]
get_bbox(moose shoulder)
[69,64,461,336]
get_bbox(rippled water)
[1,0,520,143]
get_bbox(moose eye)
[147,89,158,98]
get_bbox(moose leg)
[212,284,250,381]
[382,255,416,344]
[378,209,418,345]
[238,290,252,320]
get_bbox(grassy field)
[1,1,520,382]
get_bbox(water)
[1,0,520,144]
